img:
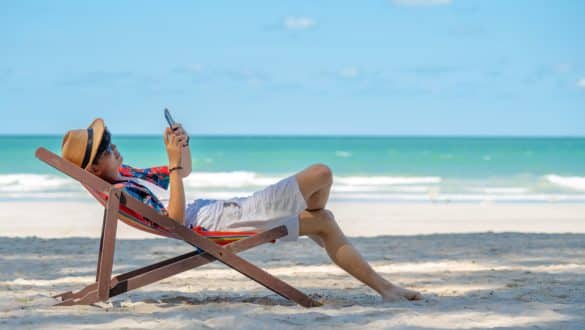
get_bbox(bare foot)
[381,285,423,302]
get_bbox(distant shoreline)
[2,134,585,138]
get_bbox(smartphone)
[164,108,177,129]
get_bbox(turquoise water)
[1,135,584,203]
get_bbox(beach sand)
[1,202,584,329]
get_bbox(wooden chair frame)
[36,147,321,308]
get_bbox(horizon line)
[1,133,584,138]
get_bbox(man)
[61,118,422,302]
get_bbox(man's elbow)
[180,168,192,178]
[171,214,186,226]
[166,210,186,226]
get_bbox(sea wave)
[335,151,352,158]
[183,172,282,188]
[0,192,86,199]
[332,185,432,193]
[0,172,443,192]
[545,174,585,192]
[183,172,442,188]
[0,174,77,192]
[467,187,529,194]
[2,172,584,203]
[334,176,441,186]
[333,193,585,203]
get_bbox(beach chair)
[35,147,321,308]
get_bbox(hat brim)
[86,118,105,168]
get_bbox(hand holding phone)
[164,108,189,147]
[164,108,177,130]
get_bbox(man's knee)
[310,163,333,186]
[313,209,337,236]
[299,208,338,238]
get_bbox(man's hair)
[92,129,111,165]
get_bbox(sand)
[1,201,584,329]
[2,201,585,238]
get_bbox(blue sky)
[1,0,584,136]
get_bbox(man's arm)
[172,124,192,178]
[164,127,186,225]
[179,143,192,178]
[167,164,186,225]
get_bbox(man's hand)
[171,123,190,148]
[164,127,185,167]
[166,123,192,178]
[164,126,187,225]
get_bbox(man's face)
[89,131,123,179]
[93,144,122,173]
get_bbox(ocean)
[1,135,584,203]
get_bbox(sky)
[1,0,584,136]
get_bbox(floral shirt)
[115,164,170,215]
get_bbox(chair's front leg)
[53,188,121,306]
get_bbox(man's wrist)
[169,166,183,174]
[168,157,181,168]
[169,161,182,169]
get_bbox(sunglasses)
[103,143,113,155]
[93,129,113,164]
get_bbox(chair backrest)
[36,147,176,238]
[85,184,174,237]
[35,147,258,244]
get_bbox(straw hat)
[61,118,106,169]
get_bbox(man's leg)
[295,164,333,211]
[299,209,422,302]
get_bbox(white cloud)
[284,17,315,30]
[339,67,360,79]
[184,64,203,73]
[577,78,585,89]
[555,63,571,73]
[173,64,203,75]
[391,0,452,6]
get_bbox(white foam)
[332,185,432,193]
[467,187,529,194]
[334,176,441,185]
[545,174,585,192]
[334,193,585,202]
[184,191,256,200]
[0,174,76,192]
[183,171,282,188]
[183,172,442,189]
[0,192,85,199]
[335,151,352,158]
[3,171,584,204]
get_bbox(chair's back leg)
[95,210,107,281]
[95,188,121,300]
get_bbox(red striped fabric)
[86,186,257,245]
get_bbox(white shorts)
[187,175,308,242]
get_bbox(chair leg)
[109,225,289,297]
[55,290,101,306]
[55,188,121,306]
[54,226,288,306]
[165,224,322,307]
[54,250,200,306]
[95,188,120,300]
[122,195,322,307]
